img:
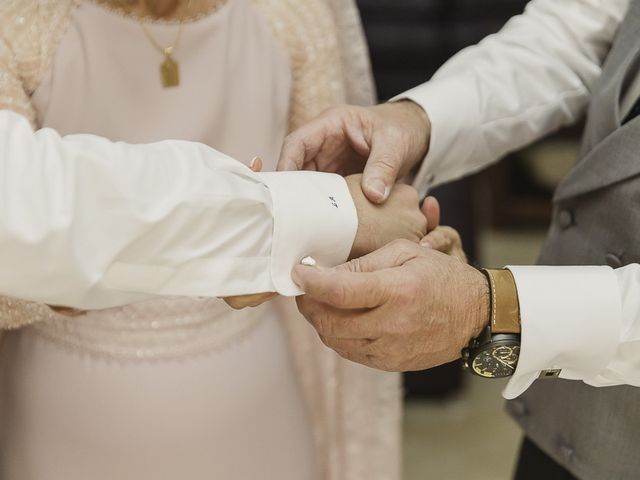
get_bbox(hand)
[420,226,467,263]
[418,195,467,262]
[224,292,278,310]
[419,196,467,262]
[346,174,427,259]
[278,102,431,204]
[292,240,490,371]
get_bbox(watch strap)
[482,269,521,334]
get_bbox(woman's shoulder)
[0,0,78,93]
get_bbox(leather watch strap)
[482,269,521,334]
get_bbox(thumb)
[361,136,404,204]
[292,264,389,308]
[421,196,441,233]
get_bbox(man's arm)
[503,265,640,398]
[278,0,629,202]
[401,0,629,192]
[0,110,358,309]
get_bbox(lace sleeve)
[253,0,347,131]
[0,0,78,126]
[0,36,36,126]
[0,1,79,331]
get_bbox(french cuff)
[502,266,622,399]
[390,76,482,197]
[259,171,358,296]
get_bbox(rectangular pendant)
[161,56,180,88]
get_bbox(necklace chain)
[115,0,191,87]
[139,20,183,57]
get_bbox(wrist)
[394,100,431,170]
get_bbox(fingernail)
[420,239,432,248]
[250,157,258,169]
[366,179,389,202]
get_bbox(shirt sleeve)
[0,110,357,310]
[502,264,640,399]
[391,0,629,195]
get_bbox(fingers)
[277,117,332,172]
[49,305,86,317]
[292,265,390,309]
[338,239,426,274]
[277,106,370,174]
[277,132,308,171]
[296,296,382,339]
[420,226,465,261]
[421,196,440,232]
[223,292,277,310]
[249,156,263,172]
[361,133,404,204]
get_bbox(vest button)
[557,209,574,230]
[559,443,574,462]
[605,253,623,268]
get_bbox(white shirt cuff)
[259,171,358,296]
[390,77,484,196]
[503,266,622,399]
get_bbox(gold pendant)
[160,53,180,88]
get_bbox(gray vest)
[505,2,640,479]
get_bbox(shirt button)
[557,209,574,230]
[605,253,623,268]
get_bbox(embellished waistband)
[31,297,265,360]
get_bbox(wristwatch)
[462,269,521,378]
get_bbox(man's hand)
[292,240,490,371]
[278,102,431,204]
[224,161,429,311]
[346,174,427,258]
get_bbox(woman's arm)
[0,110,358,310]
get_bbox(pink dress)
[0,1,402,479]
[0,1,314,478]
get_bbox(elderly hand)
[225,178,428,310]
[277,102,431,204]
[292,240,490,371]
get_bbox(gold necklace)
[117,0,189,88]
[140,21,184,88]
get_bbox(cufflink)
[300,256,317,267]
[539,369,562,379]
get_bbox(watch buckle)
[539,369,562,379]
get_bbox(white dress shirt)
[399,0,640,398]
[0,110,357,309]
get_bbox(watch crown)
[461,347,470,364]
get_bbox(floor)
[403,378,521,480]
[403,227,548,480]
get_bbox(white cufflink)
[300,256,317,266]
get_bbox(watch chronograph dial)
[471,345,520,378]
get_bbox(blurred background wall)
[355,1,580,478]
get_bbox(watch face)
[471,344,520,378]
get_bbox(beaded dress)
[0,1,401,478]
